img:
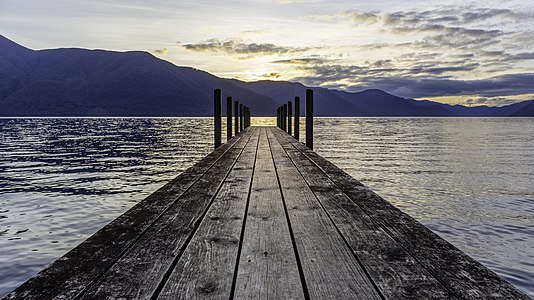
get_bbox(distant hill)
[509,101,534,116]
[0,35,277,116]
[1,35,532,117]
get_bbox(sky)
[1,0,534,106]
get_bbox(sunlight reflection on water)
[0,117,532,297]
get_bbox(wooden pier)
[4,126,529,299]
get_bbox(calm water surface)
[0,117,533,297]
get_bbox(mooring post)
[282,103,287,132]
[246,108,250,128]
[306,89,313,149]
[279,107,282,128]
[245,106,248,129]
[294,96,300,141]
[276,106,282,128]
[226,96,232,141]
[284,104,287,131]
[245,106,248,128]
[239,103,244,132]
[280,107,283,128]
[234,101,239,135]
[288,100,292,136]
[214,89,222,149]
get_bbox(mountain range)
[1,35,533,117]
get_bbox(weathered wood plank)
[272,128,454,299]
[4,130,252,300]
[276,128,530,300]
[234,128,305,299]
[155,127,260,299]
[266,129,382,299]
[78,128,257,299]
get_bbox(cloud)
[262,72,282,78]
[460,8,524,22]
[182,38,308,56]
[370,59,394,68]
[464,97,519,107]
[337,7,527,27]
[271,58,328,64]
[339,11,380,24]
[316,6,532,52]
[417,30,503,49]
[293,60,479,81]
[240,29,268,36]
[289,54,534,99]
[153,47,168,55]
[508,52,534,61]
[350,73,534,99]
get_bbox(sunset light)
[2,0,533,106]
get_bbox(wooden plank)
[276,128,530,299]
[155,127,260,299]
[78,128,257,299]
[272,128,454,299]
[266,129,382,299]
[234,128,305,299]
[4,130,251,300]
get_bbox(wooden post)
[247,108,251,128]
[245,106,248,128]
[239,103,244,132]
[278,107,281,128]
[276,106,282,128]
[234,101,239,135]
[279,107,281,128]
[214,89,222,149]
[294,96,300,141]
[244,107,248,128]
[282,103,287,132]
[306,89,313,150]
[287,101,292,136]
[226,96,232,141]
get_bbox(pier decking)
[4,127,529,299]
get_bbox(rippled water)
[314,118,534,298]
[0,117,533,297]
[0,118,214,296]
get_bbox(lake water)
[0,117,533,297]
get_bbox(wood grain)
[234,128,305,299]
[156,127,260,299]
[78,128,257,299]
[273,128,453,299]
[267,128,382,299]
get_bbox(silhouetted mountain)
[0,35,277,116]
[237,80,533,117]
[510,101,534,116]
[1,35,533,117]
